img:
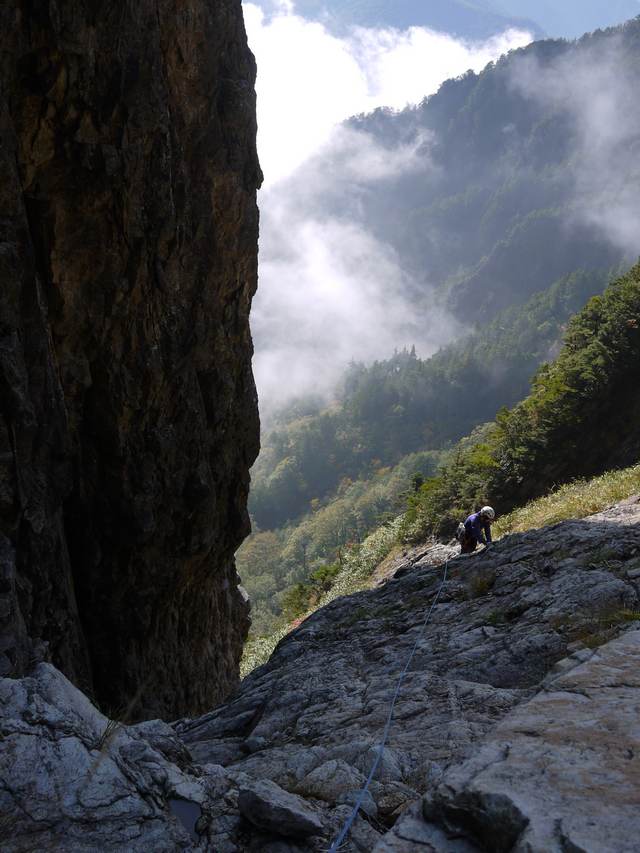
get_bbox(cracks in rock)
[554,818,590,853]
[240,698,268,742]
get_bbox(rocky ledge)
[2,499,640,850]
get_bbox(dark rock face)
[0,1,261,718]
[2,501,640,850]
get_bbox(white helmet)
[481,506,495,521]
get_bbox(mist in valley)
[239,2,640,640]
[245,3,640,424]
[510,36,640,256]
[243,0,532,419]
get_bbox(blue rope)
[328,560,449,852]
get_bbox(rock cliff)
[2,499,640,850]
[0,1,261,718]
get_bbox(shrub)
[468,570,497,599]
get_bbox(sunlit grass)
[494,463,640,537]
[316,516,404,607]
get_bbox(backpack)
[455,522,466,543]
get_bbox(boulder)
[238,779,324,838]
[296,759,368,804]
[418,629,640,852]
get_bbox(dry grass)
[467,570,496,599]
[577,608,640,648]
[240,621,292,679]
[494,464,640,538]
[551,607,640,651]
[95,718,121,751]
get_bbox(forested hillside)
[242,260,640,650]
[242,266,623,633]
[405,261,640,538]
[238,449,441,633]
[241,18,640,640]
[344,26,638,316]
[250,268,611,529]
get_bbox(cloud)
[510,37,640,256]
[243,2,533,417]
[251,125,461,415]
[243,2,532,185]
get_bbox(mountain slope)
[239,449,442,634]
[408,260,640,538]
[344,23,640,317]
[251,16,640,532]
[250,267,611,530]
[242,258,638,641]
[6,498,639,849]
[244,17,640,644]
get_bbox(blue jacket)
[464,512,492,545]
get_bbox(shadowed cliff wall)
[0,0,261,719]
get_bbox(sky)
[244,1,531,186]
[242,1,533,415]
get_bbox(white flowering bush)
[240,622,291,679]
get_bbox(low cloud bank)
[252,128,463,413]
[244,1,531,185]
[243,2,532,417]
[511,38,640,257]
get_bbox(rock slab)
[238,779,324,838]
[415,628,640,852]
[3,503,640,850]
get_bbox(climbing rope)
[328,559,449,852]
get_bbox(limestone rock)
[416,629,640,852]
[296,759,368,804]
[179,500,640,851]
[3,502,640,850]
[1,663,303,851]
[0,0,260,718]
[373,801,479,852]
[0,663,199,851]
[238,779,324,838]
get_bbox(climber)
[458,506,495,554]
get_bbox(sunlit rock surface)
[379,629,640,852]
[0,0,260,718]
[3,499,639,850]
